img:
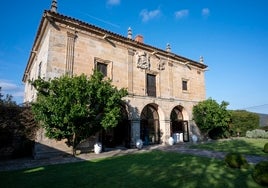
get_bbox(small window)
[182,80,188,91]
[97,62,107,77]
[38,62,42,77]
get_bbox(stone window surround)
[94,57,113,79]
[182,78,190,93]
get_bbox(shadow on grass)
[189,138,268,157]
[0,150,262,188]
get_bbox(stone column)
[163,119,171,144]
[168,61,173,97]
[127,49,135,94]
[65,31,77,76]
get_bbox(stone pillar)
[189,120,202,141]
[163,119,171,144]
[168,62,173,97]
[65,31,77,76]
[127,49,135,94]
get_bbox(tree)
[193,98,231,139]
[31,71,127,155]
[0,87,17,107]
[230,110,259,137]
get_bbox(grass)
[189,137,268,156]
[0,150,263,188]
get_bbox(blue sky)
[0,0,267,114]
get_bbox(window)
[182,80,188,91]
[147,74,156,97]
[96,62,107,77]
[38,61,42,77]
[94,58,112,78]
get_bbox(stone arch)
[170,105,190,142]
[140,104,160,145]
[102,103,131,148]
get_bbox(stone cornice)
[23,10,208,82]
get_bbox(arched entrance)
[102,105,131,148]
[140,104,160,145]
[170,106,189,142]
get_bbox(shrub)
[264,143,268,153]
[260,126,268,131]
[246,129,268,139]
[208,126,230,140]
[252,161,268,186]
[230,110,259,137]
[0,106,38,159]
[224,153,249,169]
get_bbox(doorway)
[140,104,160,145]
[102,105,131,148]
[170,106,189,142]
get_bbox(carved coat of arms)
[158,59,166,70]
[135,51,150,70]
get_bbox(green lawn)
[0,150,262,188]
[189,137,268,156]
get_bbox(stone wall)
[23,12,207,156]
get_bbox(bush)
[264,143,268,153]
[208,127,230,140]
[246,129,268,139]
[0,106,37,159]
[224,153,249,169]
[230,110,259,137]
[252,161,268,186]
[260,126,268,131]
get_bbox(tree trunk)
[72,133,76,156]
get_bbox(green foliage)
[260,126,268,131]
[0,106,37,159]
[246,129,268,139]
[230,110,259,137]
[31,71,127,153]
[252,161,268,186]
[208,126,230,140]
[224,152,249,169]
[264,143,268,153]
[193,98,231,138]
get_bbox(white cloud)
[107,0,120,6]
[140,9,161,22]
[174,9,189,19]
[202,8,210,17]
[0,81,18,90]
[0,80,24,101]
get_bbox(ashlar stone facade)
[23,7,207,157]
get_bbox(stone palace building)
[23,1,207,157]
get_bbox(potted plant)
[94,142,102,154]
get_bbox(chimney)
[127,27,132,39]
[166,43,171,52]
[135,35,144,43]
[199,56,204,63]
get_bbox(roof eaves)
[46,10,207,69]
